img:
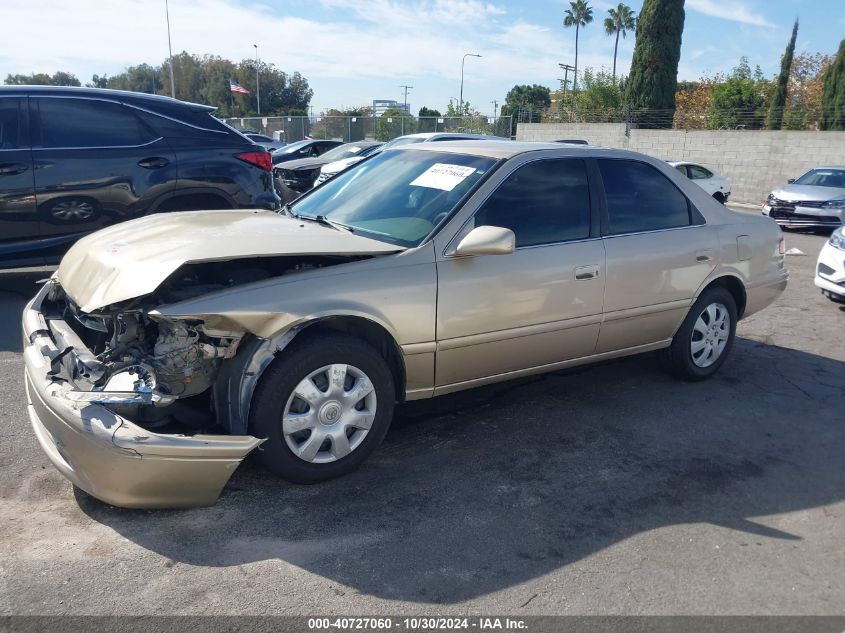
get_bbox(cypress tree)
[767,19,798,130]
[821,39,845,131]
[625,0,685,128]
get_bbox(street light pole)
[254,44,260,116]
[165,0,176,98]
[459,53,481,114]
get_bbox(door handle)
[695,249,714,262]
[137,157,170,169]
[575,265,600,280]
[0,162,29,176]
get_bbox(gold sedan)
[23,141,788,508]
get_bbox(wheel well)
[704,276,747,319]
[712,192,725,203]
[156,193,233,212]
[296,317,407,402]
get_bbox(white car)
[316,154,369,186]
[669,162,731,204]
[815,227,845,303]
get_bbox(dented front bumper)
[22,284,262,509]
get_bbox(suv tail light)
[235,151,272,171]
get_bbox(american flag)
[229,79,250,95]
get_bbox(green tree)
[501,84,551,135]
[418,106,442,132]
[708,58,771,129]
[625,0,685,128]
[574,68,624,119]
[821,39,845,131]
[5,71,80,86]
[375,108,406,141]
[767,19,798,130]
[563,0,594,93]
[604,3,636,81]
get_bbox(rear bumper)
[744,268,789,318]
[22,284,262,509]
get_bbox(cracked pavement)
[1,216,843,616]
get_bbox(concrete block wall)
[516,123,845,204]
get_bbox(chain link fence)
[224,115,513,143]
[531,106,843,132]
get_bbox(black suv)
[0,86,279,268]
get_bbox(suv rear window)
[35,98,155,148]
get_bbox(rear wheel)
[664,286,737,380]
[249,332,395,483]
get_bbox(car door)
[0,95,42,267]
[30,96,177,254]
[596,158,718,353]
[435,156,605,389]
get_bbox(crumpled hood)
[57,210,401,312]
[771,184,845,202]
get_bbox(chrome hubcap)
[691,302,730,368]
[282,364,376,463]
[51,200,95,221]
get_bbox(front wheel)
[249,332,395,483]
[664,286,737,380]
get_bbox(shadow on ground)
[74,337,845,604]
[0,271,49,353]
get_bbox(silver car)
[23,141,788,508]
[763,166,845,228]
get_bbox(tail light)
[778,237,785,255]
[235,151,272,171]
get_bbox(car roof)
[807,165,845,170]
[0,85,215,112]
[393,139,634,160]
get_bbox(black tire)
[664,286,738,381]
[249,332,395,483]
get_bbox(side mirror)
[787,178,795,184]
[454,225,515,256]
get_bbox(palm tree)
[564,0,594,94]
[604,3,636,82]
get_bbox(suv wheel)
[249,332,395,483]
[664,286,737,380]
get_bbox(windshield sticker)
[410,163,478,191]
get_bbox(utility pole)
[400,85,413,114]
[254,44,260,115]
[491,100,498,118]
[558,63,575,103]
[165,0,176,98]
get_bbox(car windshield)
[290,149,496,247]
[319,143,372,161]
[793,169,845,188]
[380,136,427,150]
[274,140,311,155]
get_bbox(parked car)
[762,166,845,229]
[270,139,343,165]
[669,162,731,203]
[378,132,494,151]
[313,143,383,186]
[23,141,787,508]
[242,132,286,151]
[274,140,381,201]
[815,227,845,303]
[0,86,279,268]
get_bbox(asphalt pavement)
[1,213,843,616]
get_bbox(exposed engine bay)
[41,255,365,432]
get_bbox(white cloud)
[686,0,776,28]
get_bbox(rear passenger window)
[35,98,155,148]
[475,159,591,247]
[599,159,691,235]
[0,98,21,149]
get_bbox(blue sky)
[3,0,843,115]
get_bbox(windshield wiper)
[299,214,354,233]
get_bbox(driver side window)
[474,158,591,248]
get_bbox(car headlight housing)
[767,193,777,204]
[821,199,845,209]
[829,228,845,251]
